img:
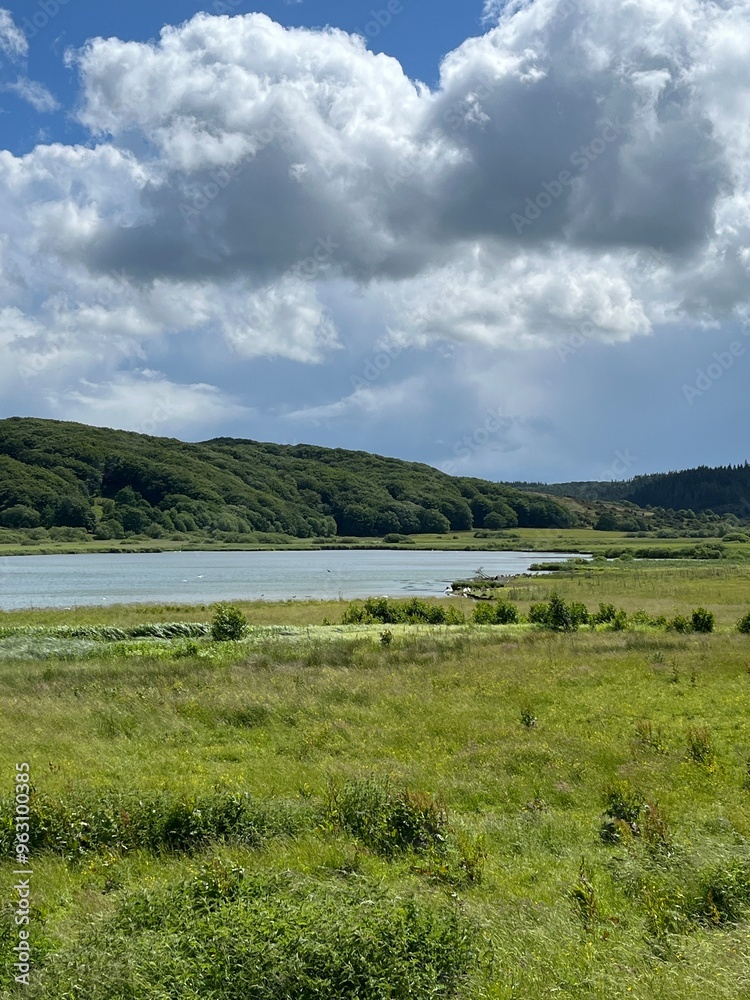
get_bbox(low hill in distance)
[0,417,578,542]
[513,463,750,521]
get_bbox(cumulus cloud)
[0,2,749,435]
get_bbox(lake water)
[0,549,585,611]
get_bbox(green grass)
[2,566,750,998]
[0,525,744,559]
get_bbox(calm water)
[0,549,585,611]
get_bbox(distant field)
[0,525,746,559]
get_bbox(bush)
[341,597,451,626]
[667,613,692,634]
[382,533,414,544]
[692,861,750,925]
[327,778,448,856]
[737,611,750,634]
[528,602,551,626]
[0,790,306,860]
[211,603,248,641]
[691,608,715,633]
[593,603,617,624]
[472,599,519,625]
[600,781,644,842]
[35,869,475,1000]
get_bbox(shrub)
[593,603,617,624]
[600,781,644,842]
[692,861,750,925]
[341,597,451,626]
[520,705,537,728]
[737,611,750,634]
[382,533,414,544]
[667,613,692,634]
[327,778,448,856]
[444,606,467,625]
[528,602,551,626]
[686,726,715,766]
[211,603,248,641]
[495,599,520,624]
[36,869,475,1000]
[568,602,590,627]
[691,608,715,633]
[0,790,306,860]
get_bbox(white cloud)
[45,372,251,437]
[285,377,426,423]
[4,77,59,112]
[0,9,27,59]
[0,3,749,464]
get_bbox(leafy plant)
[691,608,715,633]
[686,726,715,766]
[211,603,248,641]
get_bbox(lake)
[0,549,585,611]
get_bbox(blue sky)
[0,0,748,483]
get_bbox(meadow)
[1,559,749,998]
[1,525,747,560]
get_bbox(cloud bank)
[0,1,748,451]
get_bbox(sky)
[0,0,748,484]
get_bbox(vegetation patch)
[27,866,475,1000]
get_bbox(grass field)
[1,526,746,559]
[1,562,750,998]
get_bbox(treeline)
[513,463,750,520]
[0,418,577,540]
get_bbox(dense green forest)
[0,418,577,541]
[513,463,750,520]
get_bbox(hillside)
[0,417,578,541]
[513,463,750,521]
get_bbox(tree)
[0,505,40,528]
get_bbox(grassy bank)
[1,525,747,559]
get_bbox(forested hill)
[0,417,577,540]
[512,463,750,519]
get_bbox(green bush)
[472,599,519,625]
[0,790,307,860]
[35,868,475,1000]
[600,781,644,842]
[691,608,715,633]
[327,778,448,856]
[667,613,692,634]
[692,861,750,925]
[211,603,248,641]
[593,603,617,624]
[528,602,551,626]
[737,611,750,634]
[341,597,452,626]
